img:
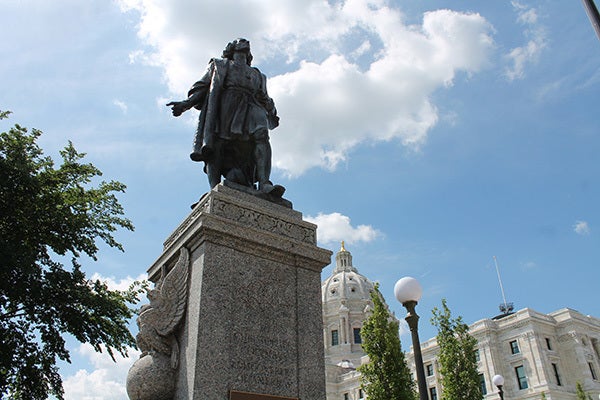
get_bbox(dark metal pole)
[497,385,504,400]
[404,301,428,400]
[583,0,600,42]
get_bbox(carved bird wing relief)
[153,247,190,336]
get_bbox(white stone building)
[413,307,600,400]
[321,245,600,400]
[322,243,373,400]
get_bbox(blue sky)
[2,0,599,397]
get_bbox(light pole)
[492,374,505,400]
[394,277,428,400]
[582,0,600,42]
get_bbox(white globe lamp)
[394,276,423,304]
[492,374,505,400]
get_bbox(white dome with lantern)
[322,242,374,305]
[322,242,376,368]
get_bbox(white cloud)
[522,261,537,269]
[505,1,547,81]
[63,344,139,400]
[90,273,147,291]
[113,99,128,114]
[305,212,382,245]
[398,319,411,338]
[351,40,372,58]
[574,220,591,235]
[117,0,495,177]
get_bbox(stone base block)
[145,185,331,400]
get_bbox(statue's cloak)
[189,58,228,155]
[188,58,278,158]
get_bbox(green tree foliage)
[0,112,145,399]
[576,381,593,400]
[431,299,481,400]
[358,284,416,400]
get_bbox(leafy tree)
[576,381,593,400]
[0,112,144,399]
[358,284,416,400]
[431,299,481,400]
[541,391,546,399]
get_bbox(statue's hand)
[166,101,187,117]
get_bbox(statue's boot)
[259,181,285,197]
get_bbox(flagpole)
[493,256,509,312]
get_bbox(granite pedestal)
[146,184,331,400]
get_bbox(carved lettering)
[230,390,298,400]
[212,198,314,243]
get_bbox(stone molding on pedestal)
[149,184,326,283]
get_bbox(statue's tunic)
[188,58,277,152]
[220,62,270,140]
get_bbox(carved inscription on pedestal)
[212,198,315,244]
[229,390,298,400]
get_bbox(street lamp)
[492,374,505,400]
[582,0,600,42]
[394,277,428,400]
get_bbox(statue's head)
[223,38,253,65]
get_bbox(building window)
[546,337,553,350]
[510,340,520,355]
[429,386,437,400]
[479,373,487,395]
[343,393,349,400]
[474,349,480,362]
[590,363,598,380]
[515,365,528,390]
[426,363,434,376]
[358,389,364,399]
[353,327,362,344]
[332,330,339,346]
[552,363,562,386]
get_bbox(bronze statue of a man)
[167,38,282,196]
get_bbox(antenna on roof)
[493,256,514,316]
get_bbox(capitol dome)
[322,242,375,369]
[322,242,374,304]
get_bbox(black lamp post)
[394,277,428,400]
[492,374,505,400]
[582,0,600,42]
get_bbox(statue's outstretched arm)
[166,100,192,117]
[166,63,213,117]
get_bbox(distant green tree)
[576,381,593,400]
[358,284,416,400]
[541,391,546,399]
[0,112,145,399]
[431,299,481,400]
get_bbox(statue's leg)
[253,131,284,197]
[253,131,272,190]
